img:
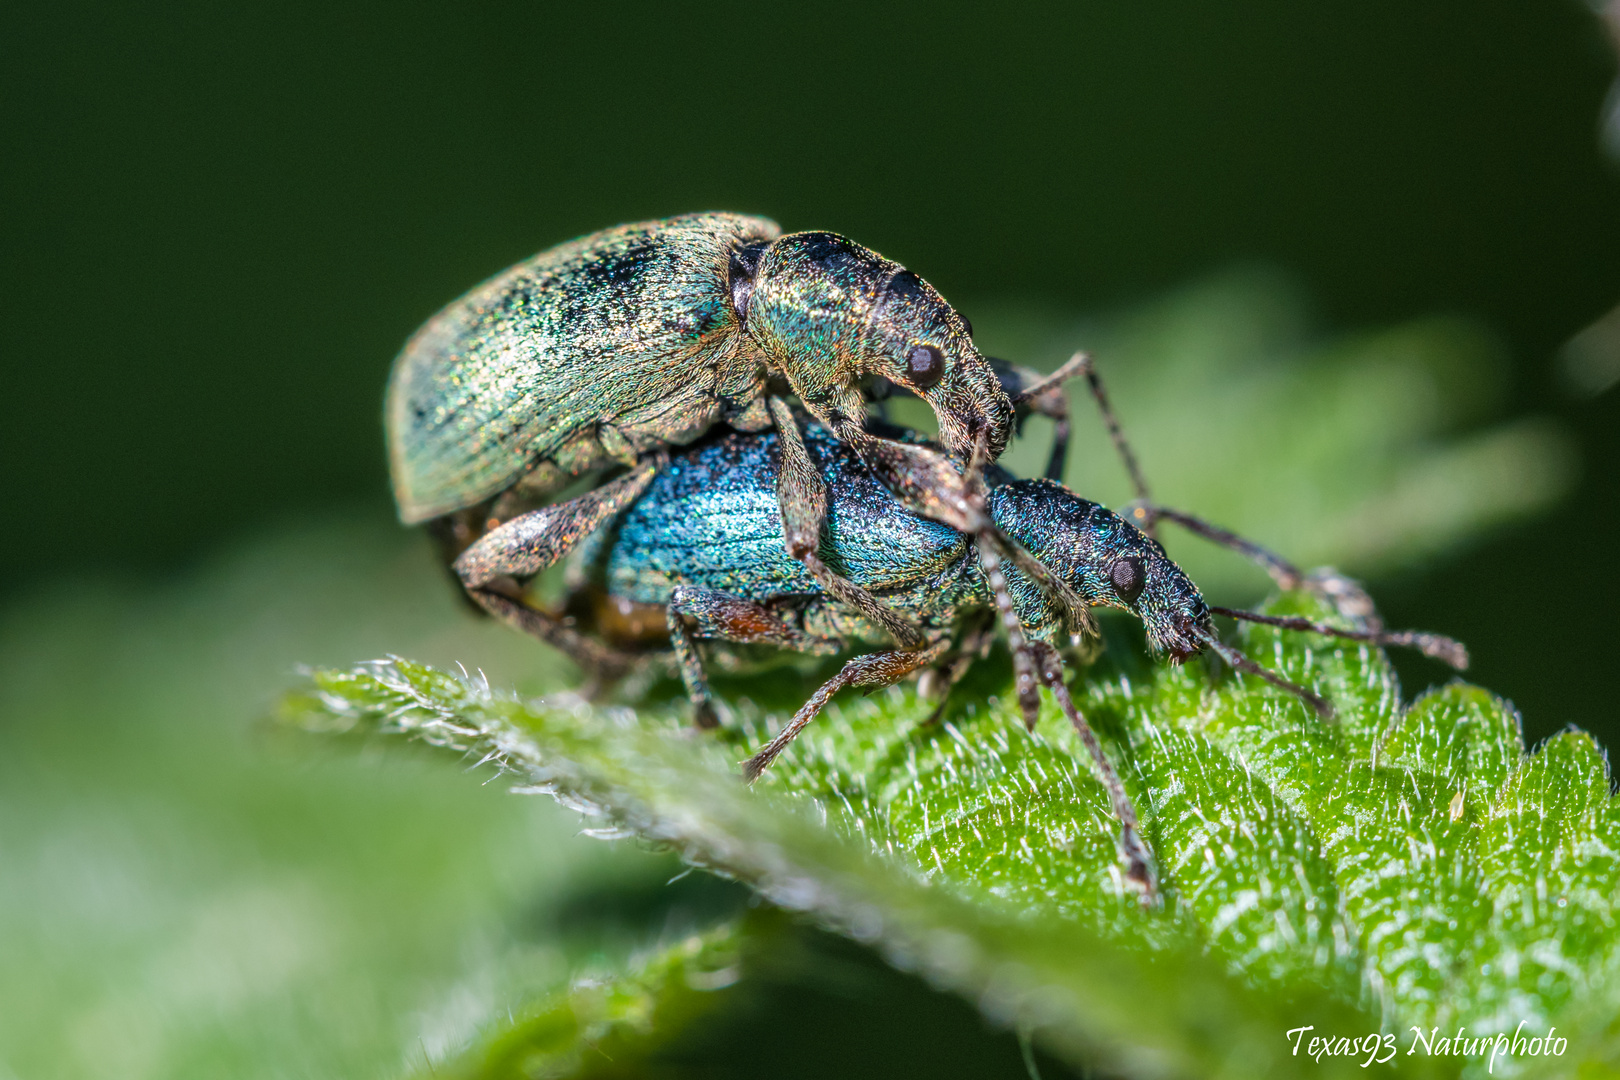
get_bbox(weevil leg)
[973,531,1045,731]
[1045,411,1071,483]
[991,353,1091,483]
[454,458,663,685]
[666,586,834,730]
[1029,640,1157,904]
[1075,357,1386,622]
[425,504,497,615]
[1135,504,1302,587]
[667,604,720,730]
[767,396,927,651]
[841,424,1095,731]
[1056,352,1157,536]
[743,638,952,781]
[1130,502,1382,627]
[1074,358,1463,667]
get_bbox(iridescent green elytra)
[386,212,1011,523]
[385,212,1041,669]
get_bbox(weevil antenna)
[1009,350,1091,406]
[1210,606,1469,671]
[1192,626,1335,721]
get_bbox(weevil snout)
[925,373,1013,462]
[1129,557,1213,662]
[1156,611,1212,664]
[872,271,1012,461]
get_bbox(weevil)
[387,213,1084,683]
[455,416,1469,900]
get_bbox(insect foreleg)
[1071,359,1392,626]
[993,351,1093,482]
[1029,641,1157,905]
[1132,503,1385,626]
[1063,353,1156,535]
[767,396,926,651]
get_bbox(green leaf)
[1,271,1582,1077]
[441,919,745,1079]
[282,590,1618,1079]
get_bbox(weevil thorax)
[988,480,1213,659]
[736,232,1013,461]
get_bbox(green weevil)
[386,212,1083,681]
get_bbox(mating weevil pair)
[387,213,1083,711]
[385,213,1468,899]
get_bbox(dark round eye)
[1110,556,1145,605]
[906,344,945,389]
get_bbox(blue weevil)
[454,418,1469,900]
[386,213,1084,684]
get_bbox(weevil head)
[988,479,1213,659]
[739,231,1013,461]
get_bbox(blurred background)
[2,2,1618,1076]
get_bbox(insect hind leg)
[667,586,830,729]
[453,458,663,686]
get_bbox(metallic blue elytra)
[601,424,967,605]
[587,422,1212,662]
[568,419,1198,898]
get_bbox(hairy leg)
[454,459,662,683]
[666,585,832,729]
[991,351,1093,483]
[1029,641,1157,904]
[1073,356,1396,627]
[769,396,926,651]
[743,638,951,781]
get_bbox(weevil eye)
[906,344,946,389]
[1110,556,1145,605]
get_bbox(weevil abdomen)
[388,213,779,523]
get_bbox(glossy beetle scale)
[594,423,1205,660]
[388,214,778,524]
[386,213,1010,525]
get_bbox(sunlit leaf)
[284,589,1617,1079]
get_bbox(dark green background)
[4,1,1618,741]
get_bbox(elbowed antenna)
[1191,625,1335,721]
[1210,607,1470,671]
